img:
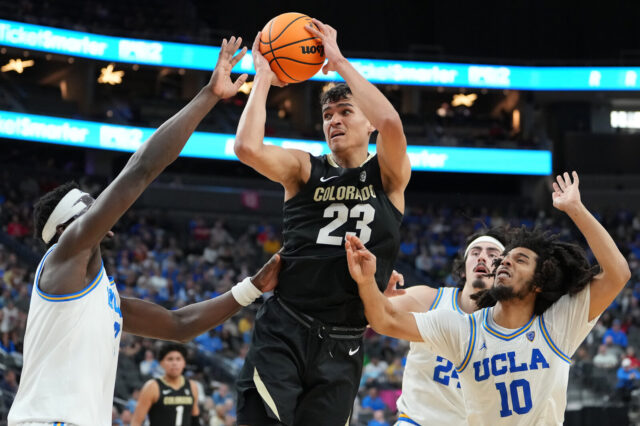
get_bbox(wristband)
[231,277,263,306]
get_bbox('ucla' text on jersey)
[413,285,597,425]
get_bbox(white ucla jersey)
[413,285,597,425]
[396,287,466,425]
[9,245,123,426]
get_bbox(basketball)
[259,12,325,83]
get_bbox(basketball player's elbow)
[610,261,631,288]
[366,308,397,338]
[375,110,402,135]
[233,138,260,163]
[125,152,157,184]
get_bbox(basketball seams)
[260,13,324,83]
[268,57,325,66]
[266,14,311,44]
[262,36,323,55]
[267,15,299,82]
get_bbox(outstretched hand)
[345,234,377,286]
[305,18,344,75]
[251,33,288,87]
[552,171,582,213]
[251,253,282,293]
[384,270,406,297]
[209,36,249,99]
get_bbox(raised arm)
[233,33,310,198]
[55,38,248,259]
[552,172,631,321]
[307,20,411,207]
[345,235,422,341]
[122,254,280,342]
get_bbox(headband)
[42,188,90,243]
[464,236,505,258]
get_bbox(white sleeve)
[412,309,472,367]
[540,285,598,357]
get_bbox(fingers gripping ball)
[259,12,325,83]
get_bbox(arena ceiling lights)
[0,19,639,91]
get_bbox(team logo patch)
[526,331,535,341]
[359,171,366,182]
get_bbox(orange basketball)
[259,12,325,84]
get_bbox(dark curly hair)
[320,83,352,106]
[451,227,509,289]
[471,227,599,315]
[33,181,80,248]
[158,343,188,362]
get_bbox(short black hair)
[471,227,599,315]
[158,343,187,362]
[320,83,352,106]
[33,181,80,247]
[451,227,509,289]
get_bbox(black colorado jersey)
[277,153,402,326]
[148,377,193,426]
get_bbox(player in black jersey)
[233,19,411,426]
[132,344,199,426]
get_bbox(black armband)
[191,414,200,426]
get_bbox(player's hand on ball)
[251,253,282,293]
[251,33,288,87]
[209,36,249,99]
[384,270,406,298]
[306,19,344,75]
[345,234,377,285]
[552,171,583,213]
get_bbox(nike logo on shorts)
[349,346,360,356]
[320,176,338,182]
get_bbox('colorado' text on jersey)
[413,285,597,425]
[278,153,402,326]
[149,377,193,426]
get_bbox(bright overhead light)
[98,63,124,85]
[322,82,335,93]
[451,93,477,107]
[1,58,34,74]
[238,81,253,95]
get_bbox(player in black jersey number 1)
[132,344,198,426]
[234,19,411,426]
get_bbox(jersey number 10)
[316,203,375,246]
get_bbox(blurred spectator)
[602,319,628,348]
[126,389,140,413]
[361,356,389,387]
[1,300,19,336]
[615,358,640,403]
[195,329,223,353]
[139,349,162,377]
[624,346,640,369]
[361,386,387,413]
[212,382,233,406]
[119,408,132,426]
[385,357,405,387]
[367,409,390,426]
[593,344,619,369]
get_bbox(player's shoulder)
[140,378,161,400]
